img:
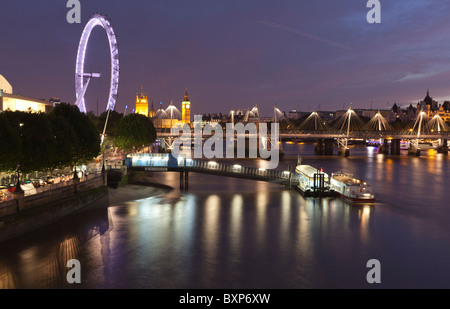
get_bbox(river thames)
[1,143,450,289]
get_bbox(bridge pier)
[337,138,349,157]
[438,139,448,154]
[338,147,349,157]
[390,139,401,155]
[378,139,389,154]
[315,139,334,155]
[408,148,421,157]
[314,139,325,155]
[324,139,333,155]
[185,171,189,189]
[408,140,421,157]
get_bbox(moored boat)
[294,164,336,197]
[330,172,375,203]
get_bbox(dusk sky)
[2,0,450,116]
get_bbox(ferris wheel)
[75,14,119,113]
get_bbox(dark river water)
[1,143,450,289]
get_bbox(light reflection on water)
[1,143,450,288]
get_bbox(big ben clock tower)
[181,89,191,126]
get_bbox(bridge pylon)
[337,138,349,157]
[408,109,427,157]
[330,107,365,157]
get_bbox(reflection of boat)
[330,172,375,203]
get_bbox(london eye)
[75,14,119,113]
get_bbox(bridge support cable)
[408,110,427,157]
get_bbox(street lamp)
[73,156,79,180]
[102,151,105,172]
[15,164,22,193]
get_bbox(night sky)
[2,0,450,116]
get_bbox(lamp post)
[73,156,79,180]
[102,151,105,172]
[15,164,22,193]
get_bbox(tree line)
[0,103,157,174]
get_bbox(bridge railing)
[157,128,450,139]
[127,153,297,183]
[279,130,450,139]
[186,158,293,181]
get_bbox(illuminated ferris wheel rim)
[75,14,119,113]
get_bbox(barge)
[330,172,375,203]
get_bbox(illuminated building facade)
[135,88,149,117]
[0,74,53,113]
[181,89,191,126]
[416,90,450,120]
[149,100,155,118]
[417,90,438,115]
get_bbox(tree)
[2,111,56,173]
[51,103,101,164]
[0,112,22,172]
[22,112,56,173]
[115,113,157,152]
[98,110,123,140]
[48,113,79,169]
[86,111,100,131]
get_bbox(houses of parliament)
[135,87,191,128]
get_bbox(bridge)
[155,106,450,157]
[125,153,335,197]
[126,153,297,189]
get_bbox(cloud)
[396,72,438,82]
[258,20,353,51]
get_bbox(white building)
[0,74,53,113]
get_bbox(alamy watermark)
[366,259,381,284]
[67,1,380,25]
[66,259,81,284]
[366,0,381,24]
[171,115,281,169]
[66,0,81,24]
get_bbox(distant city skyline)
[2,1,450,116]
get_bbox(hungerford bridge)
[156,106,450,157]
